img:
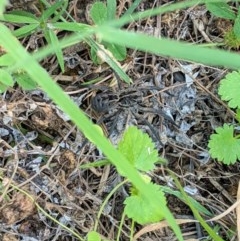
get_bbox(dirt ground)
[0,0,239,240]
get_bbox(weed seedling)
[208,71,240,164]
[81,126,212,240]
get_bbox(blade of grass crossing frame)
[98,27,240,69]
[0,23,183,241]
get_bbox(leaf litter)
[1,0,240,240]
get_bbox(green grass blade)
[1,11,39,23]
[41,0,64,21]
[122,0,143,17]
[13,23,39,38]
[40,0,69,22]
[161,186,212,216]
[0,0,8,16]
[47,28,65,72]
[52,0,69,22]
[98,27,240,70]
[52,22,91,32]
[107,0,236,28]
[170,171,225,241]
[7,19,240,73]
[88,38,131,83]
[0,23,183,241]
[206,2,236,20]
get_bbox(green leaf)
[122,0,142,17]
[41,0,64,21]
[2,11,39,23]
[0,82,9,92]
[0,69,14,86]
[0,53,15,67]
[91,40,131,83]
[236,109,240,123]
[87,231,101,241]
[15,72,37,90]
[52,22,91,32]
[124,183,166,224]
[90,2,108,25]
[105,43,126,61]
[46,29,64,72]
[0,0,8,17]
[13,23,39,38]
[234,9,240,38]
[206,2,236,20]
[107,0,116,20]
[97,27,240,70]
[118,126,159,174]
[170,171,225,241]
[208,124,240,164]
[160,186,212,216]
[90,45,102,64]
[218,71,240,109]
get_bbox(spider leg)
[131,111,164,147]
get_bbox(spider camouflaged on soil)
[90,78,179,147]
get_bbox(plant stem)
[94,179,129,231]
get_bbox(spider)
[91,83,178,147]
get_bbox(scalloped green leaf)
[208,124,240,164]
[124,183,166,224]
[90,2,107,25]
[118,126,159,175]
[218,71,240,108]
[206,2,236,20]
[87,231,101,241]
